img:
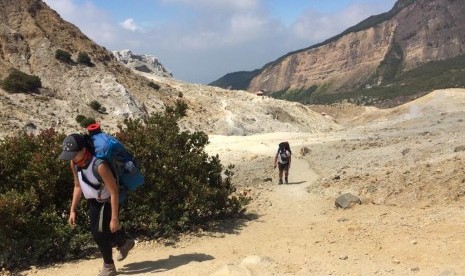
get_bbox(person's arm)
[274,153,278,168]
[98,162,120,233]
[288,153,291,169]
[69,161,82,226]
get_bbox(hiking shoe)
[278,179,283,185]
[98,263,116,276]
[116,239,135,261]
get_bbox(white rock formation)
[112,50,172,78]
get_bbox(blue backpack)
[86,124,144,201]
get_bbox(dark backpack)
[278,142,290,164]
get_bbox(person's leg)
[107,203,127,248]
[89,200,115,265]
[284,168,289,184]
[278,165,284,184]
[109,203,135,261]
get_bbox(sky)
[43,0,397,84]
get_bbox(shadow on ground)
[119,253,214,274]
[281,181,306,185]
[204,212,261,236]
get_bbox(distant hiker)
[274,141,292,184]
[59,133,135,276]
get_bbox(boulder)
[335,193,362,209]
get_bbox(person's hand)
[110,218,120,233]
[69,211,76,227]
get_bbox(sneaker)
[285,177,288,184]
[98,263,116,276]
[278,179,283,185]
[116,239,135,261]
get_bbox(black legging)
[88,199,126,264]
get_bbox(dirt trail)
[24,148,331,276]
[118,150,465,276]
[22,89,465,275]
[23,130,465,276]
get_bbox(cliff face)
[249,22,397,93]
[246,0,465,95]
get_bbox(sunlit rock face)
[112,50,172,78]
[248,0,465,94]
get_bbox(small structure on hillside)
[255,90,264,96]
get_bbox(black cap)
[59,134,85,160]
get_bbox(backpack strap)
[75,164,102,190]
[92,159,104,182]
[92,159,119,185]
[93,158,128,202]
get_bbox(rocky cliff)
[213,0,465,104]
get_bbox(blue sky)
[43,0,396,84]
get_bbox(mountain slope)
[0,0,337,137]
[211,0,465,105]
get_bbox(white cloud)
[162,0,261,11]
[120,18,140,31]
[43,0,133,47]
[291,1,396,43]
[42,0,398,83]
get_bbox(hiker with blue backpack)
[274,141,292,184]
[59,127,141,276]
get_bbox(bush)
[1,69,42,93]
[0,129,92,270]
[55,49,73,64]
[0,108,245,270]
[75,114,86,123]
[76,116,96,128]
[77,52,92,66]
[89,100,106,113]
[116,111,244,236]
[174,99,188,117]
[148,81,160,90]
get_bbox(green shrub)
[89,100,106,113]
[77,52,92,66]
[148,81,160,90]
[1,69,42,93]
[271,85,317,104]
[0,108,245,270]
[74,114,96,128]
[116,111,244,236]
[175,99,188,117]
[55,49,73,64]
[75,114,86,123]
[0,129,92,270]
[78,117,96,128]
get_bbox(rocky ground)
[15,88,465,276]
